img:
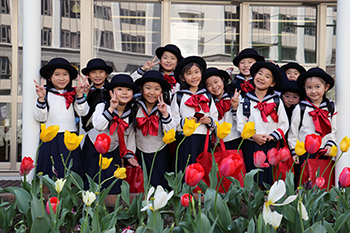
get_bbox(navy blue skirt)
[36,132,84,179]
[174,134,208,173]
[136,145,172,190]
[243,139,279,185]
[82,136,122,194]
[224,138,241,150]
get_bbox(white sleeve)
[92,103,111,131]
[33,99,48,122]
[125,123,136,155]
[161,105,178,132]
[170,93,182,131]
[130,67,144,82]
[324,104,337,147]
[208,96,219,131]
[270,99,289,141]
[287,104,301,155]
[74,96,89,117]
[236,98,246,134]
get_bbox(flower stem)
[299,200,305,232]
[176,154,191,192]
[198,192,202,232]
[214,176,224,217]
[236,138,244,155]
[212,140,220,154]
[146,143,164,195]
[327,152,344,191]
[299,153,310,188]
[34,141,43,175]
[175,136,187,178]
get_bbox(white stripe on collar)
[246,92,278,103]
[137,99,158,116]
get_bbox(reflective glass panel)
[0,103,11,162]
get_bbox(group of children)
[33,45,336,193]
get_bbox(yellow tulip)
[40,124,59,142]
[114,166,127,179]
[99,154,113,170]
[329,145,337,157]
[340,136,350,153]
[183,118,200,137]
[55,178,66,193]
[163,129,176,144]
[241,121,256,139]
[215,121,232,140]
[64,131,84,151]
[295,140,306,156]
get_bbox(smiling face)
[253,68,275,91]
[181,64,202,93]
[112,86,133,105]
[50,68,70,90]
[142,81,163,106]
[88,70,108,88]
[238,58,256,79]
[304,77,329,105]
[205,75,225,99]
[285,68,300,81]
[160,51,178,73]
[282,91,300,108]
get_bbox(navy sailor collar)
[136,99,159,116]
[299,98,329,109]
[177,88,207,96]
[112,105,131,119]
[245,91,279,103]
[214,92,229,103]
[235,74,253,82]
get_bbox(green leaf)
[164,172,175,190]
[86,173,99,193]
[197,180,208,193]
[228,217,249,233]
[147,211,163,233]
[103,229,116,233]
[334,209,350,232]
[284,171,295,196]
[31,196,44,220]
[42,175,56,195]
[283,204,297,225]
[209,154,218,190]
[194,213,211,233]
[30,216,50,233]
[135,226,158,233]
[323,220,334,233]
[247,219,255,233]
[99,178,119,205]
[0,187,31,215]
[70,171,84,191]
[141,152,149,193]
[244,169,262,192]
[121,180,131,206]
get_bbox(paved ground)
[0,180,21,189]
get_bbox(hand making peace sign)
[157,95,169,118]
[141,56,160,72]
[33,78,46,102]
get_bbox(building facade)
[0,0,339,176]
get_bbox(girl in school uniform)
[131,44,183,97]
[230,48,265,97]
[203,67,241,149]
[280,80,303,125]
[281,62,306,81]
[236,61,289,185]
[80,58,112,188]
[288,67,337,184]
[92,74,139,194]
[134,70,177,189]
[34,57,89,178]
[171,56,218,173]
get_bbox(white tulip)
[141,186,174,212]
[82,191,96,207]
[55,178,66,193]
[297,199,309,221]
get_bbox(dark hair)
[140,83,170,105]
[252,68,278,95]
[46,68,73,91]
[179,62,204,90]
[205,75,229,98]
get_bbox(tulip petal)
[263,203,272,225]
[268,180,286,203]
[270,211,283,229]
[274,195,297,206]
[297,200,309,221]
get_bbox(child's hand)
[266,135,275,142]
[324,145,331,156]
[252,134,267,145]
[127,157,140,167]
[187,116,197,121]
[230,88,241,110]
[141,56,160,72]
[293,155,299,164]
[81,75,91,95]
[108,90,119,112]
[157,95,169,118]
[225,67,234,76]
[76,75,88,97]
[33,78,46,102]
[198,115,211,124]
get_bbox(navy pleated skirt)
[82,136,122,194]
[223,138,241,150]
[36,132,84,179]
[136,145,172,190]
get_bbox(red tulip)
[180,193,193,207]
[94,133,111,154]
[46,197,59,215]
[19,157,35,176]
[253,151,269,168]
[305,134,322,154]
[339,167,350,188]
[185,163,205,187]
[279,147,291,162]
[219,153,243,177]
[267,148,280,166]
[315,177,325,189]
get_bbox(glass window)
[326,6,336,101]
[171,4,239,62]
[0,102,11,162]
[250,6,317,63]
[94,1,161,74]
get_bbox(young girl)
[171,56,218,172]
[34,57,89,178]
[131,44,183,97]
[236,61,289,185]
[288,67,336,184]
[281,62,306,81]
[134,70,176,189]
[92,74,139,194]
[80,58,112,188]
[230,48,265,97]
[280,80,303,125]
[203,67,241,149]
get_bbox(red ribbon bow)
[163,74,177,86]
[55,90,76,109]
[110,116,129,158]
[215,99,231,120]
[254,102,279,123]
[240,80,255,93]
[136,110,160,136]
[185,94,210,112]
[307,102,332,138]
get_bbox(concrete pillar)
[80,0,94,67]
[22,0,41,180]
[335,0,350,185]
